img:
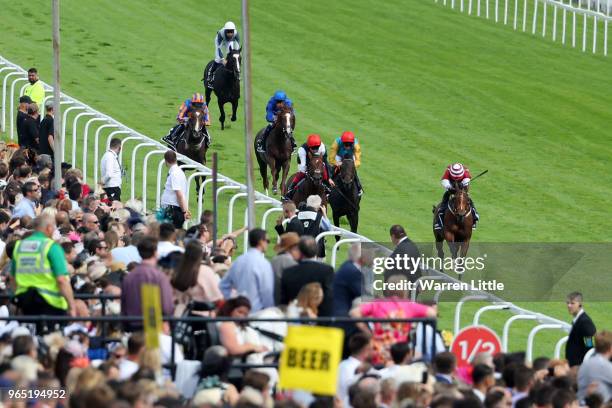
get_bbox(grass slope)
[0,0,610,356]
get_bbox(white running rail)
[434,0,612,56]
[0,55,570,359]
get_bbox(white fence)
[0,55,571,359]
[434,0,612,55]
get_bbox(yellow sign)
[141,284,163,349]
[279,325,344,396]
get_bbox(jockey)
[205,21,241,88]
[256,90,296,153]
[162,93,211,149]
[329,131,363,196]
[435,163,479,230]
[284,134,334,200]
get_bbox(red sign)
[450,325,502,368]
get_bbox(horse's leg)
[435,237,444,259]
[349,211,359,233]
[205,88,212,106]
[280,159,291,196]
[231,99,238,122]
[270,159,279,195]
[257,156,269,195]
[218,99,226,130]
[333,212,341,242]
[460,239,470,258]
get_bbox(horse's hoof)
[231,116,237,122]
[272,187,278,195]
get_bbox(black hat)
[19,96,32,104]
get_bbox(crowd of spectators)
[0,74,609,408]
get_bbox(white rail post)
[532,0,539,34]
[502,314,537,351]
[582,12,588,51]
[486,0,490,18]
[92,124,118,186]
[573,10,577,47]
[331,238,360,269]
[156,158,166,208]
[563,5,568,44]
[593,15,598,53]
[81,117,106,182]
[61,106,84,140]
[1,70,21,132]
[242,200,274,253]
[130,142,156,200]
[495,0,499,21]
[514,0,519,29]
[504,0,509,23]
[141,150,166,213]
[473,304,510,325]
[9,77,29,139]
[71,112,96,164]
[526,324,564,362]
[554,336,569,359]
[186,171,211,208]
[542,2,548,36]
[227,192,248,234]
[523,0,529,31]
[261,207,283,230]
[553,4,558,41]
[454,295,489,335]
[197,177,219,221]
[469,0,473,15]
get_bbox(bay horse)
[254,106,295,195]
[176,107,208,195]
[329,156,360,234]
[288,154,327,208]
[203,48,241,130]
[434,186,473,262]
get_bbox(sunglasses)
[98,245,108,250]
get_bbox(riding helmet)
[273,90,287,102]
[341,131,355,144]
[191,93,205,104]
[307,134,321,148]
[224,21,236,31]
[449,163,465,179]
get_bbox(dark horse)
[288,154,327,208]
[329,156,360,233]
[203,48,241,130]
[176,107,208,195]
[254,106,295,196]
[433,185,473,262]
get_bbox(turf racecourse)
[0,0,610,358]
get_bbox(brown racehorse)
[329,157,360,234]
[288,154,327,208]
[176,107,208,195]
[434,186,473,260]
[254,106,295,195]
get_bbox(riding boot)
[434,193,450,231]
[355,173,364,196]
[470,199,479,229]
[257,125,272,153]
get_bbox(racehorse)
[288,154,328,208]
[254,105,295,195]
[329,156,360,234]
[176,107,208,195]
[433,185,473,261]
[203,48,241,130]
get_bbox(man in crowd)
[565,291,597,367]
[161,150,190,228]
[472,364,496,402]
[384,224,421,284]
[577,330,612,402]
[121,236,174,330]
[337,332,374,407]
[275,201,303,236]
[16,95,31,145]
[12,181,40,219]
[38,102,55,157]
[280,236,334,316]
[11,214,76,319]
[271,232,299,305]
[21,103,40,150]
[433,352,457,384]
[23,67,45,109]
[219,228,274,312]
[157,222,184,259]
[100,138,123,202]
[512,365,535,407]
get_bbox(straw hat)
[274,232,300,253]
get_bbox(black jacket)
[566,311,596,366]
[16,111,28,145]
[38,114,54,156]
[20,115,39,150]
[280,259,334,317]
[274,216,304,236]
[384,236,422,284]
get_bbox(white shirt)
[157,240,185,259]
[100,149,122,188]
[161,164,187,207]
[111,245,142,265]
[118,358,139,380]
[337,356,362,407]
